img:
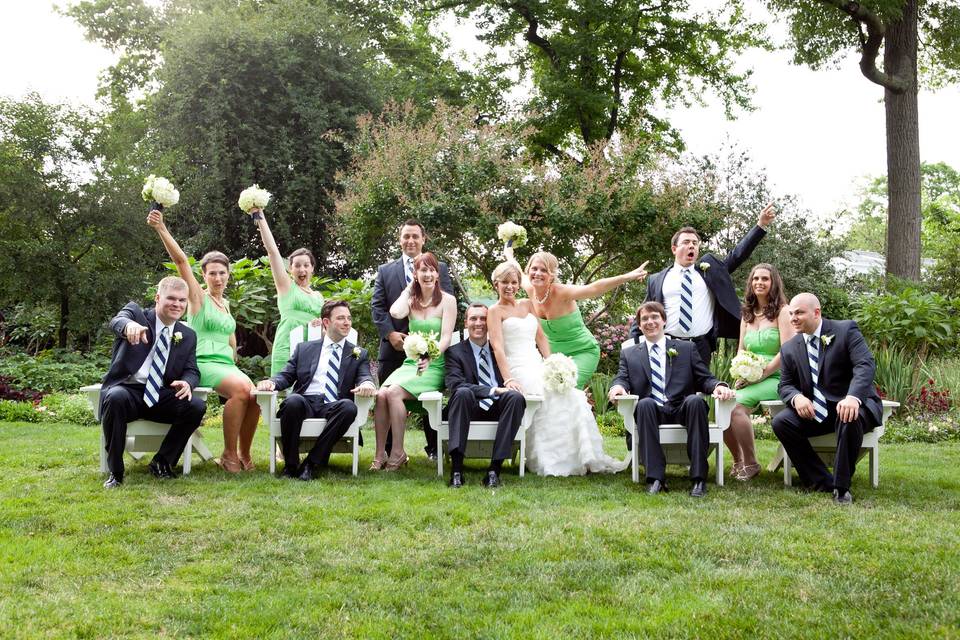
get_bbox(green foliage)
[0,303,59,355]
[872,344,921,405]
[0,400,42,423]
[921,356,960,406]
[0,350,109,394]
[595,410,625,438]
[854,283,960,360]
[710,339,738,385]
[587,372,615,417]
[235,354,271,383]
[883,412,960,443]
[38,393,98,427]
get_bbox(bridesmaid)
[372,252,456,471]
[726,263,794,480]
[506,248,648,388]
[147,210,261,472]
[251,207,324,376]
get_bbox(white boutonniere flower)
[172,331,183,346]
[667,348,678,358]
[351,347,362,359]
[698,261,710,271]
[821,334,834,347]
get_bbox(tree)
[766,0,960,281]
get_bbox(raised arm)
[147,210,204,313]
[561,261,649,302]
[503,246,534,296]
[438,293,457,353]
[389,284,414,320]
[253,209,292,296]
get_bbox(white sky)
[3,0,958,221]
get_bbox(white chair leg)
[783,453,793,487]
[269,435,277,474]
[716,442,724,487]
[100,431,109,473]
[631,428,640,484]
[437,440,444,477]
[182,435,192,475]
[519,435,525,478]
[871,445,879,488]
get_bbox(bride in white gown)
[486,262,628,476]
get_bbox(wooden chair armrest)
[713,396,736,431]
[417,391,444,430]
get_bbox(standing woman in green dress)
[726,263,794,480]
[250,207,324,376]
[372,252,457,471]
[505,248,649,388]
[147,210,261,472]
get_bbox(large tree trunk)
[883,0,921,281]
[58,288,69,349]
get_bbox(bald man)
[773,293,882,505]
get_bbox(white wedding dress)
[501,314,629,476]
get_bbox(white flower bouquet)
[403,331,441,376]
[543,353,578,393]
[497,221,528,249]
[238,184,272,215]
[142,175,180,210]
[730,351,766,384]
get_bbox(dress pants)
[378,356,438,455]
[772,402,877,491]
[100,383,207,480]
[634,394,710,482]
[278,394,358,468]
[445,388,525,462]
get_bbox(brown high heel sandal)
[384,452,409,471]
[216,454,243,473]
[736,463,762,481]
[239,456,255,472]
[369,456,388,471]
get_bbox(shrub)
[921,357,960,406]
[587,372,615,416]
[596,411,625,437]
[37,393,98,426]
[883,412,960,443]
[236,354,271,382]
[593,321,630,375]
[0,400,42,423]
[873,345,921,406]
[0,374,44,403]
[0,350,108,393]
[907,378,952,415]
[854,283,960,360]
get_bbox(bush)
[236,354,271,382]
[0,400,42,423]
[854,283,960,360]
[0,350,108,393]
[883,412,960,443]
[873,345,921,406]
[587,372,615,416]
[0,374,44,403]
[593,321,630,375]
[596,411,625,437]
[37,393,98,426]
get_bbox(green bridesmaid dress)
[188,296,252,388]
[735,327,781,409]
[539,307,601,388]
[271,287,325,376]
[382,316,445,396]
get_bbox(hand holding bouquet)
[730,351,766,385]
[238,184,272,219]
[497,221,528,251]
[403,331,441,376]
[543,353,578,393]
[142,175,180,211]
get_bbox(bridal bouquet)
[730,351,766,384]
[238,184,272,215]
[543,353,578,393]
[403,331,441,376]
[142,175,180,210]
[497,221,528,249]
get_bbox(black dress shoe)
[690,480,707,498]
[281,464,300,479]
[148,459,173,479]
[298,462,316,481]
[482,470,501,488]
[103,474,122,489]
[647,479,667,494]
[833,489,853,505]
[427,451,438,462]
[449,471,464,488]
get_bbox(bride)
[486,262,628,476]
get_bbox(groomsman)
[610,302,735,497]
[371,218,454,459]
[257,300,377,479]
[98,277,206,488]
[444,304,526,488]
[773,293,882,505]
[631,204,776,367]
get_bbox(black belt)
[667,334,709,342]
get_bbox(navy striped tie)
[144,327,169,408]
[649,344,667,406]
[323,343,341,404]
[404,257,413,284]
[477,346,495,411]
[807,335,828,423]
[679,268,694,333]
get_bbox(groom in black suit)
[371,218,454,459]
[610,302,735,497]
[773,293,882,505]
[99,276,206,488]
[444,303,526,488]
[257,299,377,479]
[631,204,776,367]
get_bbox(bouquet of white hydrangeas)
[543,353,578,393]
[142,175,180,209]
[730,351,766,384]
[497,221,528,249]
[403,331,441,376]
[237,184,272,214]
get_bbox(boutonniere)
[698,261,710,272]
[821,334,834,347]
[351,347,362,359]
[172,331,183,346]
[667,348,678,358]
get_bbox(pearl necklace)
[534,284,552,305]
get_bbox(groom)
[610,302,735,497]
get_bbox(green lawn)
[1,422,958,639]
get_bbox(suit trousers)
[378,355,438,455]
[278,394,358,469]
[634,394,710,482]
[445,388,525,462]
[100,383,206,479]
[772,402,877,491]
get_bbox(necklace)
[297,282,314,295]
[534,284,552,305]
[207,293,228,312]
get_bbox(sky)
[2,0,959,222]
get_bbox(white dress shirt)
[129,316,176,384]
[305,337,348,397]
[662,263,714,338]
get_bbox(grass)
[1,422,959,639]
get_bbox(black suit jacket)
[371,256,454,361]
[100,303,200,404]
[778,318,883,425]
[270,338,374,400]
[444,339,504,400]
[612,338,722,408]
[634,225,767,343]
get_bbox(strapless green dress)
[539,307,600,388]
[187,296,251,388]
[382,316,445,397]
[271,287,325,376]
[735,327,781,409]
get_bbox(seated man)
[444,303,526,488]
[99,276,206,488]
[773,293,882,505]
[256,299,376,480]
[609,301,735,497]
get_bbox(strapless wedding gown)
[501,314,629,476]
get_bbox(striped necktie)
[323,343,341,404]
[477,346,495,411]
[144,327,170,408]
[807,335,828,423]
[649,344,667,406]
[679,267,694,333]
[404,257,413,284]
